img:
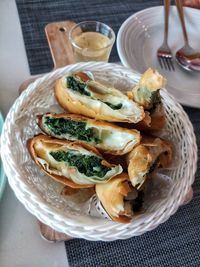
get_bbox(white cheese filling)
[43,116,138,152]
[63,77,143,121]
[87,124,136,150]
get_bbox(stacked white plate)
[0,112,6,200]
[117,6,200,108]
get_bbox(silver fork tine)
[168,58,174,71]
[165,58,171,71]
[157,0,175,71]
[168,58,175,71]
[162,57,168,70]
[158,57,163,69]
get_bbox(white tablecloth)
[0,1,69,266]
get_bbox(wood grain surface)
[19,20,76,95]
[45,20,76,69]
[19,20,76,242]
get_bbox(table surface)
[0,1,69,266]
[0,1,199,266]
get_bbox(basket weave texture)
[1,62,197,241]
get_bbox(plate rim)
[117,5,200,109]
[117,6,163,68]
[0,111,6,200]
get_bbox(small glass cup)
[69,21,115,63]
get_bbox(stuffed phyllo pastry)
[148,103,166,131]
[126,136,172,189]
[96,173,143,223]
[55,72,144,123]
[37,113,140,155]
[131,68,166,110]
[27,134,122,188]
[133,106,166,132]
[128,69,166,131]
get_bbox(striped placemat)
[65,106,200,267]
[15,0,163,75]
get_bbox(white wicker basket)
[1,62,197,241]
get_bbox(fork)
[157,0,175,71]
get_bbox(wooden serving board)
[19,20,76,241]
[19,20,76,95]
[45,20,76,69]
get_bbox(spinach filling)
[132,191,144,212]
[50,150,111,178]
[137,87,160,110]
[44,117,100,144]
[125,191,144,212]
[67,76,122,110]
[149,157,160,174]
[66,76,91,96]
[66,76,122,110]
[148,100,161,114]
[102,101,123,110]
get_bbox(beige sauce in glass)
[73,32,112,62]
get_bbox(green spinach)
[66,76,122,110]
[102,101,123,110]
[44,117,100,144]
[66,76,91,96]
[50,150,111,178]
[132,191,144,212]
[137,87,160,110]
[149,157,160,173]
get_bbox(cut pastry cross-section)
[126,136,172,189]
[127,68,166,131]
[27,135,123,188]
[55,72,145,123]
[96,173,144,223]
[37,113,141,155]
[131,68,166,110]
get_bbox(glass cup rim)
[69,20,116,51]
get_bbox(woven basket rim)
[1,62,198,240]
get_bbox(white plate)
[0,112,6,200]
[117,6,200,108]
